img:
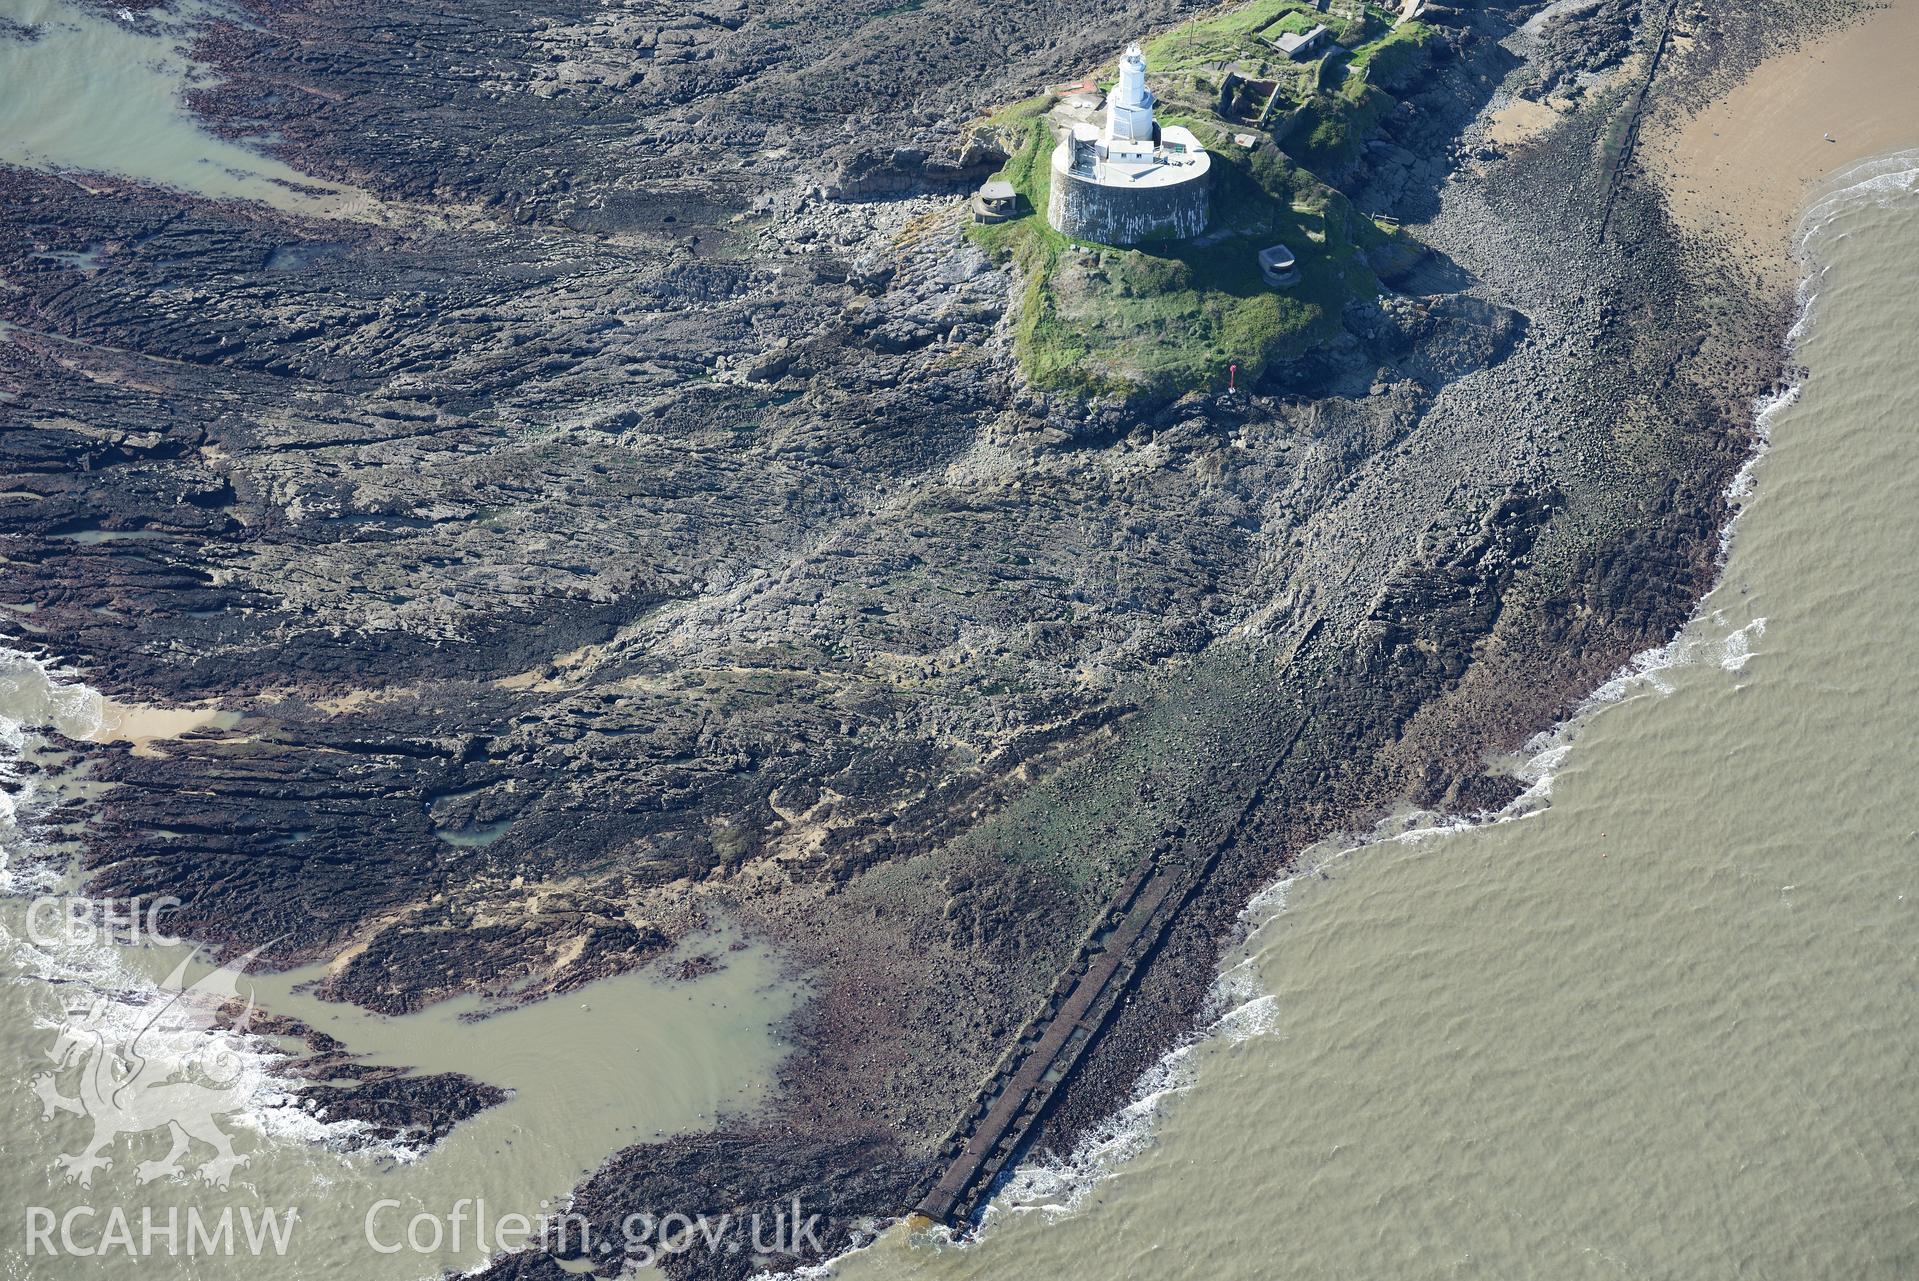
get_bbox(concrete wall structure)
[1048,160,1212,245]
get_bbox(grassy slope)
[964,1,1439,398]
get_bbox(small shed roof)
[1275,24,1330,54]
[980,180,1017,201]
[1259,243,1298,270]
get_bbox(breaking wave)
[1787,150,1919,358]
[980,977,1280,1227]
[1800,150,1919,242]
[0,646,405,1158]
[0,647,108,880]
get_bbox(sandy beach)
[1646,0,1919,281]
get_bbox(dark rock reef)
[244,1008,511,1150]
[0,0,1847,1274]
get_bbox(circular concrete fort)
[1047,45,1212,247]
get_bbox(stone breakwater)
[0,0,1848,1275]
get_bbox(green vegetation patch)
[968,117,1389,398]
[962,1,1440,399]
[1287,80,1394,172]
[1144,0,1426,84]
[1145,0,1313,75]
[1346,19,1437,90]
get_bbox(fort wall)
[1046,156,1212,245]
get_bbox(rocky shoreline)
[0,0,1853,1275]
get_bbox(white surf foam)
[917,896,1304,1240]
[0,648,96,879]
[1800,151,1919,243]
[954,582,1776,1227]
[0,647,392,1158]
[1788,150,1919,355]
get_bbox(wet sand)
[0,652,234,754]
[87,698,236,753]
[1646,0,1919,277]
[1482,93,1563,147]
[0,646,807,1280]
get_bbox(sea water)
[0,651,802,1279]
[0,0,370,215]
[831,154,1919,1281]
[0,4,804,1274]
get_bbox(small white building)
[1274,24,1332,59]
[1258,243,1300,287]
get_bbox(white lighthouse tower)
[1046,43,1213,245]
[1106,45,1156,146]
